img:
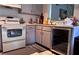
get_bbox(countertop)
[26,23,79,28]
[0,22,79,28]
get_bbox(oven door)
[2,25,26,42]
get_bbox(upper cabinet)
[32,4,43,15]
[0,4,21,9]
[21,4,32,14]
[0,4,21,17]
[21,4,43,15]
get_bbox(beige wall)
[74,5,79,19]
[43,4,49,20]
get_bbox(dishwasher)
[52,27,71,55]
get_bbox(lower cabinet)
[42,31,52,49]
[26,25,52,49]
[36,29,42,44]
[26,26,35,45]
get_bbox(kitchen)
[0,4,79,55]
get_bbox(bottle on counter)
[37,17,40,24]
[39,13,44,24]
[19,18,25,24]
[43,18,48,25]
[29,18,33,24]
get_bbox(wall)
[19,14,38,23]
[74,4,79,19]
[43,4,49,20]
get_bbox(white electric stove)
[0,17,26,52]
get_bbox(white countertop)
[26,23,79,28]
[0,22,79,28]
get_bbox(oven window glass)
[7,29,22,37]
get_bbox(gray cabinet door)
[36,29,42,44]
[32,4,43,15]
[21,4,32,14]
[26,26,35,45]
[42,31,52,49]
[21,4,43,15]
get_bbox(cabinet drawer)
[42,27,51,31]
[3,40,25,52]
[21,4,32,14]
[36,26,42,30]
[27,26,35,30]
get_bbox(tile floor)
[0,44,55,55]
